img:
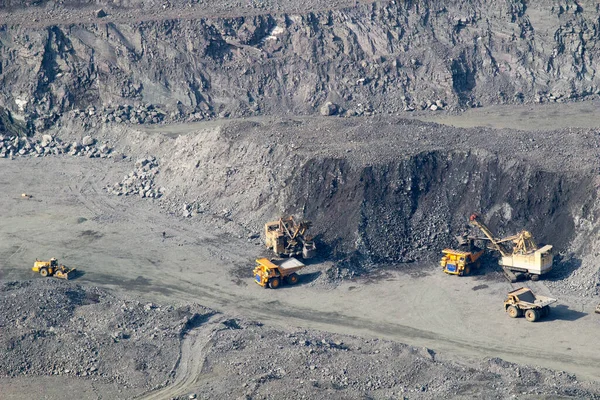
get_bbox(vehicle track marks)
[137,314,222,400]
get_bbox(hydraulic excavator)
[264,216,316,259]
[468,214,553,282]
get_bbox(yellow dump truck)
[440,247,484,276]
[504,287,556,322]
[32,258,76,280]
[253,257,306,289]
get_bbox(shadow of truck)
[543,304,587,322]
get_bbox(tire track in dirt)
[137,314,222,400]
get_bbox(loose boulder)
[320,102,338,116]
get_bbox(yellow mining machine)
[253,257,306,289]
[440,239,484,276]
[32,258,76,280]
[504,287,556,322]
[264,216,316,259]
[468,214,553,282]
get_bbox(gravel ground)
[2,279,599,400]
[0,280,213,392]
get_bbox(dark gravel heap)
[0,279,212,391]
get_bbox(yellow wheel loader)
[32,258,76,280]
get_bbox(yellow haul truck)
[504,287,556,322]
[253,257,306,289]
[440,247,484,276]
[32,258,76,280]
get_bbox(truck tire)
[40,268,48,277]
[525,309,539,322]
[464,265,471,276]
[541,305,550,317]
[507,305,519,318]
[269,277,281,289]
[531,274,540,281]
[287,273,299,285]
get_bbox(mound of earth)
[0,279,213,395]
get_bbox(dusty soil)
[3,282,600,400]
[4,0,600,399]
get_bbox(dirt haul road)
[1,146,600,383]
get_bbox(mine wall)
[151,122,597,268]
[3,0,600,130]
[282,150,596,266]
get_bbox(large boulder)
[320,102,338,116]
[41,134,53,147]
[82,136,95,146]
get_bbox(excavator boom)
[469,214,510,257]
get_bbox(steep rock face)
[145,120,595,266]
[285,150,593,264]
[0,105,27,135]
[2,0,600,126]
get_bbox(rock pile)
[71,104,169,128]
[190,316,599,399]
[105,157,163,199]
[0,279,212,390]
[0,134,111,159]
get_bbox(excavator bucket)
[302,241,317,258]
[455,234,469,246]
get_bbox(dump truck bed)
[274,257,305,271]
[518,295,557,308]
[509,287,557,308]
[255,257,305,276]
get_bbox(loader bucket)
[54,268,76,280]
